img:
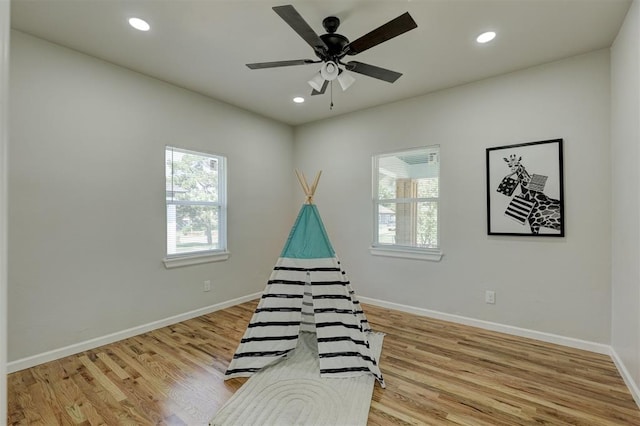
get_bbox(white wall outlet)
[485,290,495,304]
[203,280,211,292]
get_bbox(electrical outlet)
[203,280,211,292]
[485,290,495,304]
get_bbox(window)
[372,146,442,261]
[164,146,228,268]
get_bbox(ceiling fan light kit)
[247,4,418,102]
[337,70,356,91]
[320,61,339,81]
[308,72,325,92]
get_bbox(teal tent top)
[281,203,335,259]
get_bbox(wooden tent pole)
[295,169,322,204]
[294,169,309,197]
[310,171,322,196]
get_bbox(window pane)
[417,177,439,198]
[377,203,397,245]
[376,201,438,249]
[417,201,438,248]
[378,173,397,200]
[167,204,220,255]
[166,150,219,202]
[377,147,439,200]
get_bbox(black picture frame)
[486,139,564,237]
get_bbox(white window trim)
[165,146,228,267]
[371,146,442,261]
[369,245,443,262]
[163,250,230,269]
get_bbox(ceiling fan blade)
[311,80,329,96]
[246,59,316,69]
[273,5,328,54]
[345,12,417,56]
[345,61,402,83]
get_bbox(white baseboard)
[7,292,262,373]
[610,347,640,408]
[359,296,611,355]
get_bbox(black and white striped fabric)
[225,257,385,387]
[504,194,535,224]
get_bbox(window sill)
[163,251,230,269]
[369,246,443,262]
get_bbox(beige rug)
[210,332,384,426]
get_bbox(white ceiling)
[10,0,631,126]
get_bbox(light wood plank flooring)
[8,300,640,425]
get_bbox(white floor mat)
[210,331,384,426]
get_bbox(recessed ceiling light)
[129,17,150,32]
[293,97,305,103]
[476,31,496,44]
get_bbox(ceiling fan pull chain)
[330,80,334,110]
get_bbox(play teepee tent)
[224,170,385,387]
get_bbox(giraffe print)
[503,154,562,234]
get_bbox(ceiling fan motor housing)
[318,16,350,63]
[319,33,349,57]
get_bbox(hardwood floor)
[7,300,640,425]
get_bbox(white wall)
[611,0,640,399]
[8,31,295,362]
[295,50,612,344]
[1,0,9,420]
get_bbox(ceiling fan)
[246,5,418,96]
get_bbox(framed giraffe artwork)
[486,138,565,237]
